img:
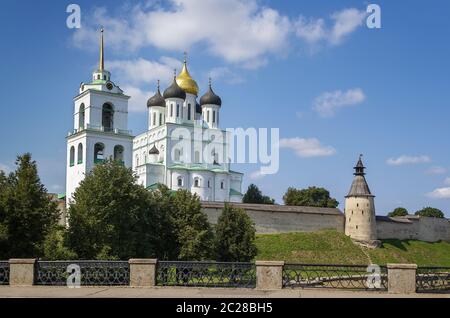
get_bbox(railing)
[0,261,9,285]
[283,264,388,290]
[68,124,132,137]
[416,267,450,292]
[35,260,129,286]
[157,261,256,288]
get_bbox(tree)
[0,154,59,258]
[242,184,275,204]
[415,207,445,218]
[283,186,339,208]
[67,160,164,260]
[388,207,408,217]
[214,203,257,262]
[43,226,77,260]
[169,190,214,260]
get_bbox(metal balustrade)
[0,261,9,285]
[34,260,129,286]
[283,264,388,290]
[157,261,256,288]
[416,267,450,292]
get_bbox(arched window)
[94,143,105,164]
[153,112,156,126]
[220,181,224,189]
[78,104,85,130]
[159,113,162,125]
[176,104,180,117]
[217,111,219,125]
[102,103,114,131]
[194,178,200,187]
[188,104,191,120]
[207,110,210,122]
[177,177,183,187]
[77,143,83,164]
[213,110,216,123]
[170,104,173,117]
[69,146,75,167]
[114,145,124,162]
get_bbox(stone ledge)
[387,264,417,269]
[255,261,285,267]
[129,259,157,265]
[9,259,36,264]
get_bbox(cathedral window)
[176,104,180,117]
[212,110,216,123]
[94,143,105,164]
[102,103,114,132]
[217,112,219,125]
[177,177,183,187]
[208,180,211,188]
[194,178,200,187]
[77,143,83,164]
[170,104,174,117]
[153,112,156,126]
[174,149,181,162]
[188,104,191,120]
[159,113,162,126]
[207,110,210,122]
[220,181,224,189]
[69,146,75,167]
[78,104,85,130]
[114,145,124,162]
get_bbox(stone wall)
[201,202,345,234]
[376,215,450,242]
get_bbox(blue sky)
[1,0,450,216]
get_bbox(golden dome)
[176,61,199,96]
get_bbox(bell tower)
[65,28,133,206]
[344,155,380,247]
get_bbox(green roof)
[168,164,228,174]
[57,193,66,200]
[229,189,242,196]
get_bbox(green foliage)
[214,203,257,262]
[43,226,77,260]
[414,207,445,218]
[168,190,214,260]
[67,160,165,260]
[283,186,339,208]
[388,207,409,217]
[242,184,275,205]
[0,154,59,258]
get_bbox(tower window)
[213,110,216,123]
[94,143,105,164]
[176,104,180,117]
[356,225,358,230]
[177,177,183,187]
[159,113,162,125]
[217,111,219,125]
[69,146,75,167]
[207,110,210,122]
[77,143,83,164]
[220,181,224,189]
[78,103,85,130]
[357,203,359,207]
[362,210,364,215]
[153,112,156,126]
[102,103,114,132]
[114,145,124,162]
[188,104,191,120]
[170,104,173,117]
[194,178,200,187]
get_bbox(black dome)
[147,87,165,108]
[200,84,222,106]
[163,77,186,100]
[149,145,159,155]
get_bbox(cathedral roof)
[149,145,159,155]
[163,75,186,100]
[200,80,222,106]
[176,58,199,96]
[346,155,374,197]
[147,82,165,107]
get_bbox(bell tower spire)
[99,28,104,71]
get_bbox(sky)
[0,0,450,216]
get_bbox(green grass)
[255,230,450,266]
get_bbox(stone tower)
[344,155,380,247]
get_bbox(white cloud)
[445,177,450,185]
[426,187,450,199]
[279,137,336,158]
[207,67,244,84]
[295,8,366,46]
[386,155,431,166]
[72,0,291,68]
[250,170,267,180]
[313,88,365,117]
[0,163,11,173]
[426,166,447,175]
[122,85,154,113]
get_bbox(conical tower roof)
[346,155,374,197]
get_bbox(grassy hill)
[255,230,450,266]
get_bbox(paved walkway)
[0,286,448,298]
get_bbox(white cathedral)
[66,30,243,205]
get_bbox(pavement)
[0,286,448,298]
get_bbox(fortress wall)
[376,216,450,242]
[201,202,345,234]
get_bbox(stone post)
[129,259,157,287]
[255,261,284,290]
[387,263,417,294]
[9,259,36,286]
